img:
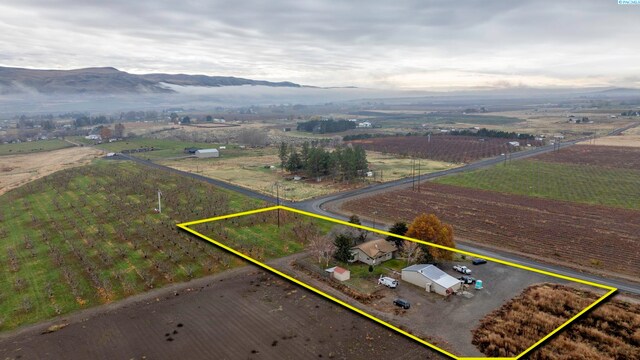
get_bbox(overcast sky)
[0,0,638,89]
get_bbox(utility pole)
[411,158,415,190]
[417,159,421,192]
[157,189,162,213]
[274,182,280,228]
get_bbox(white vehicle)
[378,276,398,288]
[453,265,472,275]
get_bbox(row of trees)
[450,128,534,140]
[297,119,356,134]
[279,142,368,181]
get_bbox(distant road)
[119,121,640,294]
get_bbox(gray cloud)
[0,0,638,88]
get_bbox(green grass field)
[94,138,275,161]
[0,160,270,331]
[435,160,640,210]
[0,139,73,156]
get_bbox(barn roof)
[402,264,460,289]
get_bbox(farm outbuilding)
[401,264,461,296]
[195,149,219,158]
[350,239,397,266]
[325,266,350,281]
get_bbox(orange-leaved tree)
[406,213,455,261]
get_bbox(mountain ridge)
[0,66,302,94]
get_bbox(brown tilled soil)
[472,284,640,359]
[0,268,441,360]
[533,144,640,169]
[0,147,103,195]
[340,183,640,279]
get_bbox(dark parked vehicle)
[393,298,410,309]
[458,276,476,284]
[472,258,487,265]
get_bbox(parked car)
[472,258,488,265]
[378,276,398,288]
[453,265,472,274]
[393,298,410,309]
[458,276,476,284]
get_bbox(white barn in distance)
[195,149,219,158]
[402,264,461,296]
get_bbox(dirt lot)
[0,146,103,195]
[0,267,440,360]
[340,183,640,280]
[363,261,574,357]
[533,144,640,169]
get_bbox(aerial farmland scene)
[0,1,639,359]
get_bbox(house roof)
[402,264,460,289]
[351,239,397,259]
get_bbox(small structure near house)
[219,146,226,150]
[325,266,350,281]
[195,148,219,158]
[350,239,397,266]
[401,264,462,296]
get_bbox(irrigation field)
[0,161,269,331]
[349,135,541,163]
[434,145,640,210]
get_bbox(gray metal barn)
[195,149,219,158]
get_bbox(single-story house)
[350,239,397,266]
[508,141,520,147]
[195,148,219,158]
[401,264,461,296]
[358,121,372,128]
[325,266,351,281]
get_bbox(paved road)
[290,121,640,294]
[118,121,640,294]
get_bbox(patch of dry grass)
[473,284,640,359]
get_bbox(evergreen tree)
[386,222,408,249]
[333,233,354,262]
[278,141,288,169]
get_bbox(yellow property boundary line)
[177,205,617,360]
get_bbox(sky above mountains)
[0,0,638,89]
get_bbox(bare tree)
[308,233,335,267]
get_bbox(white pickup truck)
[378,276,398,288]
[453,265,472,274]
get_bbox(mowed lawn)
[435,160,640,210]
[95,138,274,161]
[0,160,268,331]
[0,139,73,156]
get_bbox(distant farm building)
[326,266,350,281]
[401,264,461,296]
[195,149,219,158]
[358,121,372,128]
[508,141,520,147]
[350,239,397,266]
